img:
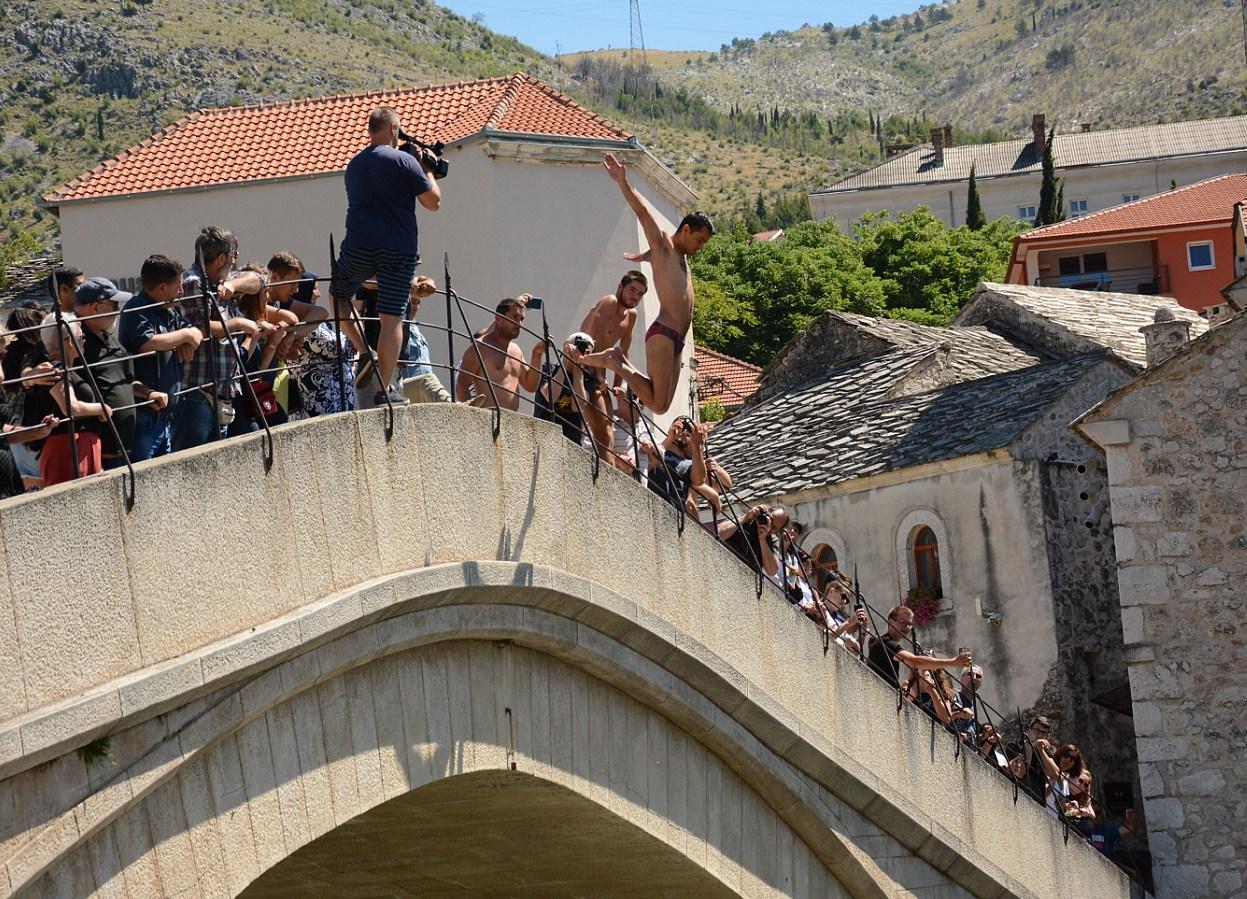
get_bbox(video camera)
[397,130,449,180]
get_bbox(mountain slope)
[659,0,1246,142]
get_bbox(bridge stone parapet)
[0,406,1130,897]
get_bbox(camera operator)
[330,106,441,409]
[643,414,708,513]
[717,503,787,579]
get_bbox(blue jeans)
[172,391,223,451]
[131,410,172,461]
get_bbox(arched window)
[911,526,942,594]
[812,543,838,594]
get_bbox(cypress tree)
[1037,127,1063,225]
[1055,181,1066,223]
[965,163,986,230]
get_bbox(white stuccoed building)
[42,72,699,424]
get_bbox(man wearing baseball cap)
[76,277,168,468]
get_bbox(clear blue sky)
[439,0,926,55]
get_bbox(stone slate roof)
[46,73,631,204]
[709,350,1110,502]
[815,115,1247,193]
[954,283,1207,369]
[827,312,1050,380]
[754,310,1049,405]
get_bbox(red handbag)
[245,379,279,418]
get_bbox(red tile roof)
[46,73,631,204]
[1021,172,1247,241]
[695,346,761,408]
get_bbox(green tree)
[1037,127,1063,225]
[965,163,986,230]
[692,220,885,363]
[855,209,1022,321]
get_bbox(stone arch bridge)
[0,407,1128,897]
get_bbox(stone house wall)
[1009,360,1142,835]
[1078,314,1247,899]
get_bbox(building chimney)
[1032,113,1046,156]
[1080,122,1092,133]
[1139,306,1191,367]
[942,123,954,149]
[1200,302,1237,330]
[931,127,945,164]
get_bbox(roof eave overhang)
[41,167,347,210]
[1020,219,1231,246]
[477,129,698,208]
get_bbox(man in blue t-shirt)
[117,255,204,460]
[331,106,441,409]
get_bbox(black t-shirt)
[82,328,135,456]
[1005,740,1049,801]
[2,339,47,385]
[27,370,101,439]
[647,450,693,509]
[868,633,904,687]
[724,519,773,572]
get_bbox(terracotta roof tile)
[46,73,632,204]
[1019,173,1247,241]
[694,346,761,408]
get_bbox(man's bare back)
[577,153,713,415]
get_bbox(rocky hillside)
[660,0,1246,136]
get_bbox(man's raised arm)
[603,153,666,253]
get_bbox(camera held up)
[397,130,449,180]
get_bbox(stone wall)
[1011,359,1142,842]
[1078,312,1247,899]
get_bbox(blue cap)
[74,277,133,307]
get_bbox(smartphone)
[526,296,543,310]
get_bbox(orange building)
[1005,173,1247,311]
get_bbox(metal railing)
[1034,264,1169,295]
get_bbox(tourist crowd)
[0,224,1124,864]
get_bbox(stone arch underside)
[16,603,961,899]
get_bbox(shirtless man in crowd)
[455,295,546,412]
[567,270,647,468]
[573,153,714,415]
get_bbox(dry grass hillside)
[662,0,1247,133]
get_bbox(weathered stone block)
[1144,796,1186,829]
[1136,736,1190,763]
[1177,768,1226,795]
[1110,486,1164,522]
[1152,864,1209,898]
[1113,526,1137,562]
[1155,532,1194,557]
[1132,700,1162,736]
[1117,564,1171,605]
[1120,607,1145,645]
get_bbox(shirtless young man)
[567,270,647,469]
[574,153,713,415]
[455,296,546,412]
